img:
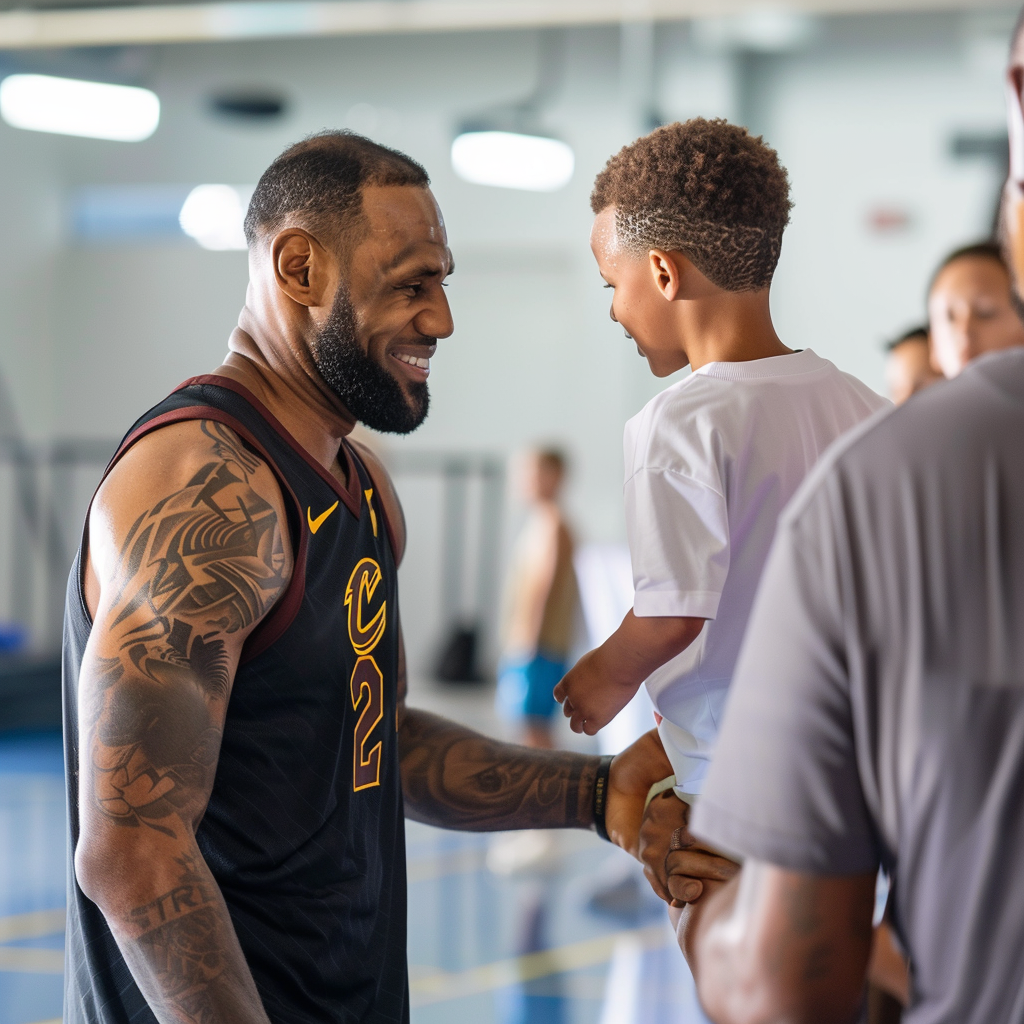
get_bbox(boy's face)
[590,206,691,377]
[927,256,1024,379]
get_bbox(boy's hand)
[553,611,705,736]
[554,648,640,735]
[604,728,674,858]
[640,789,740,905]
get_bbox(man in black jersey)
[63,132,696,1024]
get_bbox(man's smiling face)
[312,184,454,433]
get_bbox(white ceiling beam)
[0,0,1013,51]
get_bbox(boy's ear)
[648,249,687,301]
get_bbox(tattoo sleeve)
[78,420,288,1024]
[399,707,599,831]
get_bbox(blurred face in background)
[927,256,1024,378]
[518,452,564,504]
[886,335,941,405]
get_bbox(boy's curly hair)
[591,119,793,292]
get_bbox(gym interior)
[0,2,1014,1022]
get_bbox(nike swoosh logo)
[307,500,340,535]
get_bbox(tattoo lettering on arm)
[131,853,224,1010]
[122,853,255,1024]
[86,421,288,841]
[399,708,598,831]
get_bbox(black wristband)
[592,755,614,842]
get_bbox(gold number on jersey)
[350,656,384,791]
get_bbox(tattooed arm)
[397,658,673,845]
[75,419,292,1024]
[681,861,876,1024]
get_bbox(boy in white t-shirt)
[554,118,888,901]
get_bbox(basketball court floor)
[0,685,708,1024]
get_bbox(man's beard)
[311,287,430,434]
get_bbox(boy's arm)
[553,610,704,734]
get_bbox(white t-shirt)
[623,348,889,793]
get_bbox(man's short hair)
[886,325,929,352]
[590,118,793,292]
[244,130,429,249]
[928,240,1008,296]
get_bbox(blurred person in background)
[490,447,580,875]
[497,447,579,751]
[674,17,1024,1023]
[884,325,940,405]
[927,241,1024,378]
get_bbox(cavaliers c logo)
[344,557,387,657]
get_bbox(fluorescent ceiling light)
[179,184,252,250]
[0,73,159,141]
[451,131,574,192]
[693,12,818,53]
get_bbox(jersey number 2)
[351,655,383,791]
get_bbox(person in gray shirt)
[672,346,1024,1024]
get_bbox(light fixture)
[179,185,252,251]
[0,73,159,141]
[451,131,574,192]
[692,12,818,53]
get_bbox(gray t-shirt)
[692,348,1024,1024]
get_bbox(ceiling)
[0,0,1015,50]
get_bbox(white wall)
[0,11,1012,657]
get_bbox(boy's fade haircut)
[591,118,793,292]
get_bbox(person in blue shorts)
[498,448,579,749]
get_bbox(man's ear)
[272,228,333,308]
[648,249,688,301]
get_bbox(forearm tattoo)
[86,421,287,840]
[117,852,266,1024]
[130,855,224,1014]
[399,708,599,831]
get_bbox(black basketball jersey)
[62,375,408,1023]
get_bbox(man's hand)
[603,729,674,857]
[553,611,705,735]
[554,648,640,735]
[640,790,740,905]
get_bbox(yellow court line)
[0,908,66,943]
[410,921,670,1007]
[27,1019,61,1024]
